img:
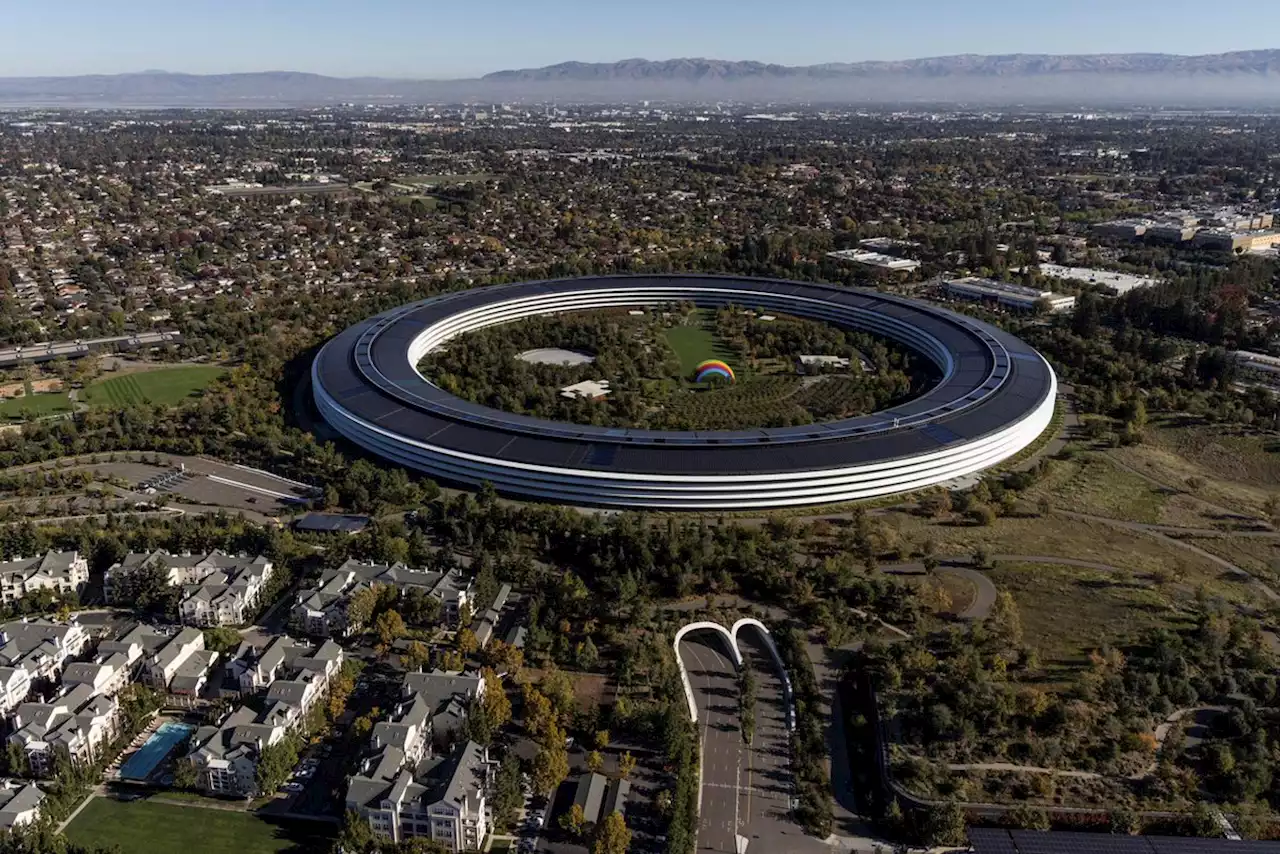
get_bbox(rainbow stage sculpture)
[694,359,735,384]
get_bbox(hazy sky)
[3,0,1278,77]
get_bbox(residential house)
[290,559,472,638]
[346,740,492,850]
[0,551,89,605]
[8,682,119,775]
[105,551,275,627]
[0,782,44,830]
[401,670,484,748]
[0,619,90,682]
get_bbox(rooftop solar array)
[314,275,1055,478]
[969,828,1280,854]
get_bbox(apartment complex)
[346,740,492,851]
[105,551,275,627]
[8,681,119,775]
[290,559,472,638]
[98,624,219,695]
[0,782,44,830]
[187,638,343,796]
[0,551,88,605]
[0,618,90,682]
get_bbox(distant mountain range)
[3,50,1280,107]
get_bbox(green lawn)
[83,366,226,408]
[65,797,327,854]
[663,314,739,377]
[0,391,73,420]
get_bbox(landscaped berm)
[82,365,226,408]
[64,797,326,854]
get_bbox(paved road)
[679,634,741,854]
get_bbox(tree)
[576,636,600,670]
[456,627,479,655]
[593,729,610,750]
[480,668,511,729]
[345,586,378,630]
[255,736,300,796]
[202,626,242,654]
[586,750,604,773]
[523,685,555,742]
[402,640,431,672]
[560,802,588,838]
[532,741,569,797]
[374,609,406,648]
[1006,804,1050,831]
[353,714,375,739]
[493,755,523,831]
[988,591,1024,647]
[173,757,198,789]
[593,810,632,854]
[617,750,636,779]
[924,801,967,847]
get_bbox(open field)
[1023,452,1167,524]
[64,797,327,854]
[1111,419,1280,518]
[0,390,72,420]
[879,511,1264,607]
[83,366,226,408]
[663,319,739,376]
[988,561,1186,682]
[1182,537,1280,585]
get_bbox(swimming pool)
[119,722,195,781]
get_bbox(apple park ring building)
[312,275,1058,510]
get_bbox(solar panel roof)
[315,274,1056,477]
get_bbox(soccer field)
[64,797,329,854]
[83,366,226,408]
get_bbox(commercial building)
[1091,219,1152,240]
[826,249,921,272]
[1034,263,1160,296]
[290,559,473,638]
[0,551,89,605]
[346,739,493,850]
[943,277,1076,313]
[1192,229,1280,253]
[105,551,276,627]
[314,276,1058,510]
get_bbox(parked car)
[281,782,304,793]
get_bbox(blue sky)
[3,0,1277,77]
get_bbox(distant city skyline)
[3,0,1279,78]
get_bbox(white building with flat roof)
[1034,264,1160,296]
[559,380,611,400]
[944,278,1075,313]
[828,249,921,272]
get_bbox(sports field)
[83,366,226,408]
[64,797,328,854]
